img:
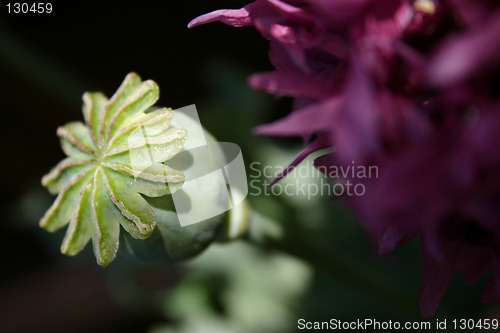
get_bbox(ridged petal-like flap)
[40,73,187,266]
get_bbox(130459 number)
[6,3,52,14]
[453,319,499,330]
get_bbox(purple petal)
[481,277,500,303]
[378,225,417,254]
[248,71,332,98]
[334,53,380,163]
[317,34,350,60]
[268,23,325,49]
[277,41,311,74]
[469,109,500,169]
[376,91,431,149]
[268,40,305,73]
[364,0,413,38]
[457,244,492,285]
[254,97,342,137]
[447,0,496,26]
[269,134,331,186]
[188,1,268,28]
[427,8,500,87]
[269,23,298,44]
[392,40,426,69]
[311,0,374,24]
[266,0,316,25]
[419,223,465,317]
[313,151,335,172]
[188,9,252,28]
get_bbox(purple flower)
[190,0,500,316]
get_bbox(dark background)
[0,1,498,332]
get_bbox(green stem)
[244,209,421,318]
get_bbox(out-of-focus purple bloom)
[190,0,500,316]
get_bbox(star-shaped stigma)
[40,73,187,266]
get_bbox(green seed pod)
[119,110,230,264]
[40,73,227,266]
